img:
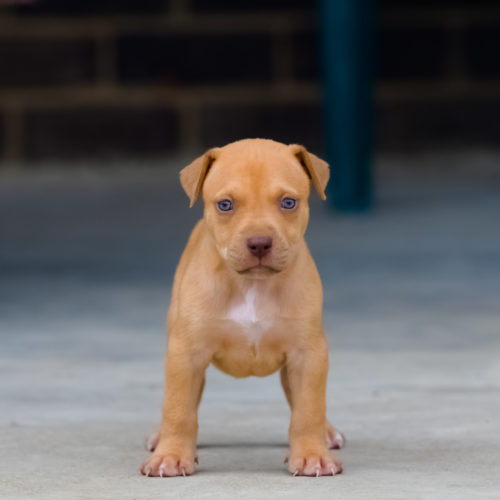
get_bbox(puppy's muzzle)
[247,236,272,259]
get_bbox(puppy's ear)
[180,148,220,207]
[289,144,330,200]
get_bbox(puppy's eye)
[217,199,233,212]
[281,197,297,210]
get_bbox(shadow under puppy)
[142,138,345,477]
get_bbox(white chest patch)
[226,286,270,344]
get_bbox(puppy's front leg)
[286,340,342,477]
[141,338,208,477]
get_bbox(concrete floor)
[1,152,499,499]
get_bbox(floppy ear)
[289,144,330,200]
[179,148,220,207]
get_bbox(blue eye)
[217,199,233,212]
[281,197,297,210]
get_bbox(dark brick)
[201,103,323,152]
[378,27,447,81]
[24,107,179,160]
[192,0,313,11]
[377,99,500,150]
[293,25,450,83]
[380,0,499,5]
[117,34,272,85]
[292,31,320,81]
[0,114,4,159]
[465,27,500,78]
[12,0,168,15]
[0,39,95,87]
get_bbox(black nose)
[247,236,273,259]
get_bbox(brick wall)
[0,0,499,163]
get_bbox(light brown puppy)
[141,138,345,478]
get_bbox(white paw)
[145,429,160,452]
[326,428,346,450]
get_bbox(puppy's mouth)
[236,263,281,275]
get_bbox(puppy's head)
[180,139,329,277]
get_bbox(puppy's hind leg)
[145,427,160,452]
[325,420,346,450]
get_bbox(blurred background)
[0,0,499,162]
[1,1,499,499]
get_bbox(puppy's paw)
[325,422,346,450]
[141,450,197,477]
[145,429,160,452]
[288,448,342,477]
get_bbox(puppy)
[141,138,345,478]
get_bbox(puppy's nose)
[247,236,273,259]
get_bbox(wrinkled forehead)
[202,150,311,201]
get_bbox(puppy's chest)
[225,286,276,344]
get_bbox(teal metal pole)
[320,0,375,211]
